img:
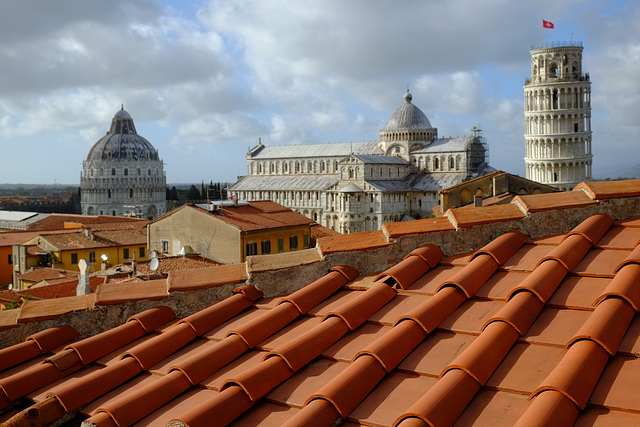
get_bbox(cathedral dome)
[86,107,159,162]
[383,90,433,130]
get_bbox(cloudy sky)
[0,0,638,185]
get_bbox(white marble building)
[231,91,493,233]
[80,108,166,219]
[524,42,593,190]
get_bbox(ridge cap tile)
[483,291,544,335]
[393,368,480,427]
[26,325,79,353]
[374,256,431,290]
[567,297,635,355]
[470,230,528,266]
[575,179,640,199]
[180,293,253,336]
[226,302,300,348]
[442,321,519,386]
[355,320,427,373]
[437,254,499,297]
[565,213,613,244]
[532,339,610,409]
[595,263,640,310]
[446,203,525,228]
[279,270,351,314]
[514,389,580,427]
[265,316,350,372]
[508,260,568,303]
[512,190,598,213]
[16,294,96,323]
[323,282,396,330]
[536,234,592,272]
[614,244,640,272]
[95,279,168,305]
[303,356,386,418]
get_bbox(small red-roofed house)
[148,200,315,264]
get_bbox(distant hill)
[594,163,640,180]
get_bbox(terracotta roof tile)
[167,263,247,292]
[513,190,599,213]
[4,196,640,426]
[17,294,95,322]
[247,248,323,272]
[575,179,640,199]
[317,230,392,254]
[382,216,455,237]
[95,279,168,305]
[446,203,525,228]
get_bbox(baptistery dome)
[80,107,166,220]
[86,108,160,162]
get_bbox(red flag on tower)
[543,20,554,29]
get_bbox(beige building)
[231,90,494,234]
[147,200,314,264]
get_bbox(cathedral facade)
[80,108,167,219]
[230,91,493,233]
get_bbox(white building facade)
[80,108,167,219]
[524,42,593,190]
[231,91,493,233]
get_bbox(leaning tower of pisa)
[524,42,592,190]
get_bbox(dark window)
[123,248,130,259]
[108,189,111,198]
[246,242,258,256]
[89,252,95,263]
[130,189,133,198]
[139,247,146,258]
[8,254,12,265]
[289,235,298,250]
[111,168,116,176]
[71,253,78,264]
[278,237,284,252]
[161,241,169,253]
[261,240,271,254]
[303,233,309,248]
[124,168,128,176]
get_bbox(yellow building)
[22,227,147,274]
[148,200,314,264]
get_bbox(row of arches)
[524,86,590,112]
[525,137,591,159]
[526,160,592,185]
[412,154,463,172]
[380,130,436,142]
[525,113,591,135]
[250,158,342,175]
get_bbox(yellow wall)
[55,244,148,272]
[241,225,311,260]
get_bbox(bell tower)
[524,42,592,190]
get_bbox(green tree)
[186,185,201,201]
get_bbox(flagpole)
[540,18,543,48]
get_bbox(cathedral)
[230,90,493,233]
[80,107,167,219]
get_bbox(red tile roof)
[185,201,314,232]
[1,179,640,426]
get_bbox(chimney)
[76,259,92,295]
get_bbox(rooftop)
[1,179,640,426]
